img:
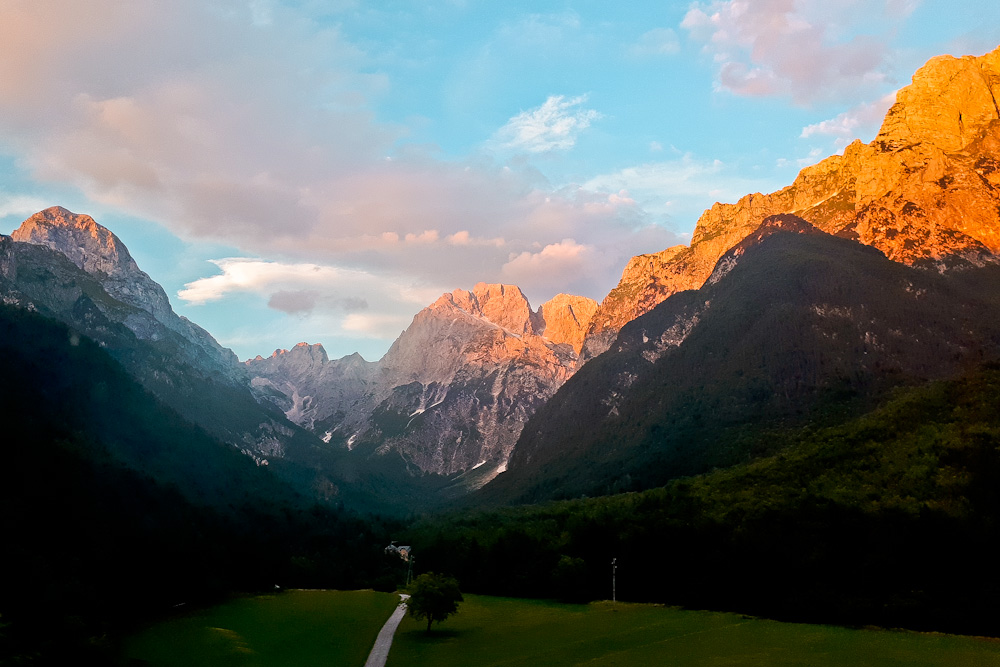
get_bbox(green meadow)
[120,589,399,666]
[388,596,1000,666]
[122,590,1000,666]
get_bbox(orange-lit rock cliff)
[582,45,1000,359]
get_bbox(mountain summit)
[581,46,1000,359]
[249,282,597,485]
[12,206,236,370]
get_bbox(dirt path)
[364,593,409,667]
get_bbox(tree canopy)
[406,573,463,633]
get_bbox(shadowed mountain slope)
[582,46,1000,359]
[481,216,1000,504]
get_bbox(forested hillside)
[408,361,1000,635]
[0,305,401,663]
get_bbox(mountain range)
[2,46,1000,515]
[5,43,1000,660]
[253,44,1000,505]
[247,284,595,487]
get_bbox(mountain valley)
[5,42,1000,661]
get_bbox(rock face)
[11,206,238,375]
[537,293,599,354]
[582,46,1000,359]
[1,208,312,465]
[247,283,596,484]
[249,344,378,437]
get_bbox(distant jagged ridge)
[247,283,598,485]
[582,45,1000,359]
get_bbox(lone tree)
[406,572,463,633]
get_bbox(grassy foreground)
[120,590,1000,666]
[120,589,399,666]
[388,596,1000,667]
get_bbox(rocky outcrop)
[582,46,1000,359]
[2,208,310,464]
[249,344,377,437]
[12,206,238,374]
[248,283,593,484]
[537,293,599,354]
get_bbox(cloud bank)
[800,92,898,145]
[681,0,910,105]
[0,0,680,346]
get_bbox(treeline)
[0,305,403,664]
[406,362,1000,636]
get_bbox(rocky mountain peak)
[434,282,537,336]
[13,206,140,280]
[251,280,585,483]
[875,47,1000,153]
[10,206,238,370]
[256,342,331,369]
[580,45,1000,360]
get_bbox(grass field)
[120,590,1000,666]
[387,596,1000,667]
[119,589,399,666]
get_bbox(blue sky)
[1,0,998,361]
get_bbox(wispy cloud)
[800,91,898,145]
[628,28,681,57]
[681,0,904,105]
[178,257,433,342]
[491,95,601,153]
[0,194,52,220]
[584,155,782,229]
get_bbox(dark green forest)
[0,305,403,664]
[406,362,1000,635]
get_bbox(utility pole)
[612,558,617,603]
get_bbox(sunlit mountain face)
[3,10,1000,660]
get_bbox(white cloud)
[501,239,598,297]
[342,311,411,336]
[177,257,440,346]
[177,257,426,312]
[0,194,51,219]
[491,95,601,153]
[177,259,347,305]
[584,155,781,228]
[0,1,683,327]
[800,91,898,145]
[681,0,904,105]
[628,28,681,57]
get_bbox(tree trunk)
[426,617,433,634]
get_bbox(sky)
[1,0,998,362]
